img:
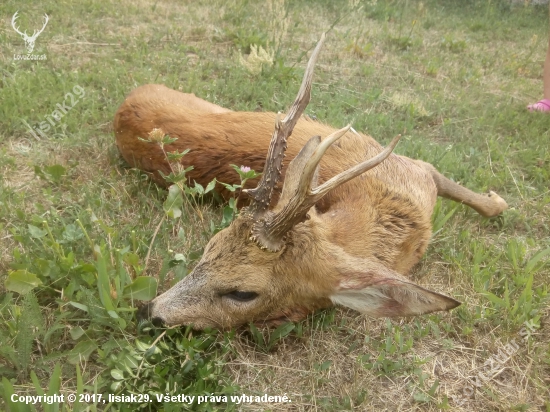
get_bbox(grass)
[0,0,549,410]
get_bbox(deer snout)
[137,301,165,327]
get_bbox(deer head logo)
[11,11,49,54]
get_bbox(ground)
[0,0,549,411]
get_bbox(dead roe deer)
[114,35,508,329]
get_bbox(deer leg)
[417,161,508,217]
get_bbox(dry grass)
[226,309,549,411]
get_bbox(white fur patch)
[330,289,389,314]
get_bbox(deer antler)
[11,12,27,38]
[32,14,49,39]
[11,12,48,40]
[244,33,327,218]
[245,33,402,252]
[251,129,402,251]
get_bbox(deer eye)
[225,291,258,302]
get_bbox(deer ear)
[330,268,460,317]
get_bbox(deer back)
[114,84,437,213]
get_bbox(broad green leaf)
[135,340,150,351]
[67,340,98,364]
[123,277,158,301]
[111,369,125,380]
[107,310,119,319]
[111,381,123,392]
[144,345,161,358]
[5,270,42,294]
[68,301,89,312]
[230,164,261,179]
[163,184,183,219]
[173,253,186,263]
[122,352,139,370]
[28,224,47,239]
[161,135,178,144]
[44,164,66,183]
[123,252,140,266]
[166,148,189,161]
[219,182,238,192]
[204,179,217,194]
[70,326,86,341]
[194,181,205,195]
[220,205,235,228]
[62,224,84,242]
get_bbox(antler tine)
[295,125,351,197]
[35,14,49,37]
[11,11,26,36]
[313,134,402,198]
[244,33,327,217]
[253,133,402,252]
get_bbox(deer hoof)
[484,191,508,217]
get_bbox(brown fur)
[117,84,508,329]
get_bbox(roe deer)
[114,34,508,329]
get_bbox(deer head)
[12,11,49,54]
[139,34,460,329]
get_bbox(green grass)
[1,0,549,410]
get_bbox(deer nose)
[137,302,165,327]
